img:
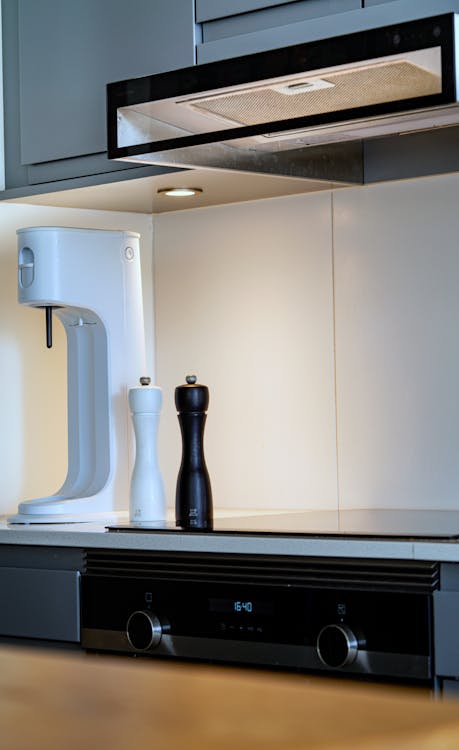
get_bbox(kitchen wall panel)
[3,171,458,520]
[0,203,153,516]
[333,173,459,510]
[154,194,338,512]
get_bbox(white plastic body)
[129,385,166,523]
[9,226,146,524]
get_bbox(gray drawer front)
[440,563,459,591]
[197,0,459,63]
[442,679,459,697]
[0,568,80,642]
[434,591,459,679]
[196,0,292,21]
[364,0,397,5]
[201,0,360,43]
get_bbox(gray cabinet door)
[0,567,80,642]
[196,0,293,22]
[200,0,360,45]
[17,0,195,166]
[197,0,454,64]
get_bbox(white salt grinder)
[128,376,166,523]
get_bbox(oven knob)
[126,610,162,651]
[316,623,359,668]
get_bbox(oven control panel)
[81,567,434,684]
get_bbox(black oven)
[81,550,438,686]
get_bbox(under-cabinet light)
[157,187,203,197]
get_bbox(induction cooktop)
[107,509,459,540]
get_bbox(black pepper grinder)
[175,375,213,530]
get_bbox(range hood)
[107,14,459,183]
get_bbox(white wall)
[334,173,459,510]
[2,170,458,519]
[154,172,459,515]
[0,203,153,516]
[154,193,338,512]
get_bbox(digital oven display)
[209,598,274,615]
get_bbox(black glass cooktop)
[107,509,459,540]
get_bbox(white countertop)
[0,510,458,562]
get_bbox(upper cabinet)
[196,0,452,63]
[197,0,361,61]
[2,0,196,194]
[196,0,297,20]
[2,0,454,201]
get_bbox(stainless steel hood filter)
[107,14,459,184]
[187,60,441,126]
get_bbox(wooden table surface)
[1,646,459,750]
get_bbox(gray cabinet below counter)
[0,546,83,644]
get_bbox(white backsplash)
[1,171,459,517]
[154,172,459,513]
[334,174,459,509]
[0,2,4,193]
[154,193,338,512]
